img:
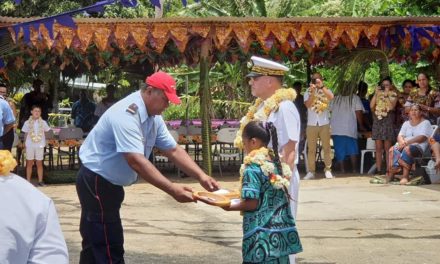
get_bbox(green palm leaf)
[329,49,389,96]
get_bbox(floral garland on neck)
[239,147,291,192]
[407,88,436,106]
[28,117,44,143]
[375,90,397,120]
[234,88,296,149]
[311,89,329,114]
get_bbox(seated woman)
[388,104,433,184]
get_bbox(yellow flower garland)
[407,88,436,106]
[0,150,17,176]
[239,147,291,194]
[234,88,296,149]
[310,89,329,114]
[375,90,397,120]
[28,117,44,143]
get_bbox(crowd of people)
[1,55,440,263]
[293,72,440,184]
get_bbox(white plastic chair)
[360,138,376,174]
[153,129,181,176]
[214,127,241,176]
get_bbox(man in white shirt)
[0,152,68,263]
[303,72,334,179]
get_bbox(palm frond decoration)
[329,49,389,96]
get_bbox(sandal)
[370,176,386,184]
[405,176,425,186]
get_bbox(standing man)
[303,72,334,179]
[18,79,52,129]
[244,56,301,264]
[76,71,219,263]
[94,84,118,119]
[0,83,17,151]
[293,81,307,156]
[71,90,96,133]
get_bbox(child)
[223,121,302,263]
[21,106,51,186]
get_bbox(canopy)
[1,16,440,74]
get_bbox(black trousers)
[76,165,125,264]
[0,129,13,151]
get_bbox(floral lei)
[407,88,437,107]
[234,88,296,149]
[311,89,329,114]
[239,147,292,192]
[375,90,397,120]
[28,117,44,143]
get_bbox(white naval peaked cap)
[246,56,289,77]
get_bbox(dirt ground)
[40,173,440,264]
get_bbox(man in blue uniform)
[76,71,219,263]
[0,89,15,150]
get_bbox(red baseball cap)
[145,71,181,104]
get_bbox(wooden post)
[306,60,312,84]
[241,61,252,102]
[199,38,213,176]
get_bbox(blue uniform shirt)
[79,91,177,186]
[0,97,15,136]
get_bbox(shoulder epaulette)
[126,103,138,115]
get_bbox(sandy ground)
[40,173,440,264]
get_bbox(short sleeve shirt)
[21,119,51,148]
[79,91,177,186]
[330,95,364,139]
[0,98,15,136]
[304,89,332,126]
[0,174,68,263]
[267,101,301,165]
[399,120,433,152]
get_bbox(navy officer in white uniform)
[76,71,219,263]
[247,56,302,264]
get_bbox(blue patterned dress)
[241,163,302,263]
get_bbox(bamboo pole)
[199,38,213,175]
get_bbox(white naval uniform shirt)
[261,100,301,165]
[0,174,68,264]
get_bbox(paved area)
[40,174,440,264]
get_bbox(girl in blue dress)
[223,121,302,264]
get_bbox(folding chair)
[43,130,56,170]
[214,127,241,176]
[57,127,84,169]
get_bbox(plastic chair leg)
[360,152,365,174]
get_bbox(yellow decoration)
[375,90,397,120]
[406,88,436,107]
[0,150,17,176]
[239,147,291,194]
[28,117,44,143]
[310,89,329,114]
[234,88,297,149]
